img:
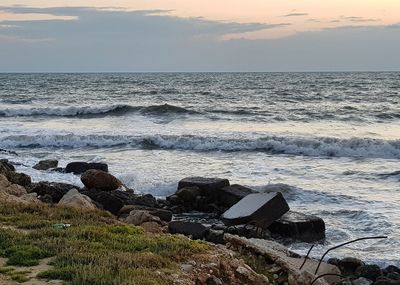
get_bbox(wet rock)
[175,186,202,203]
[59,189,97,210]
[168,221,208,240]
[27,181,78,203]
[383,266,400,275]
[178,177,230,196]
[217,184,256,208]
[338,257,365,276]
[81,169,122,191]
[33,159,58,170]
[268,211,326,242]
[385,272,400,281]
[221,192,289,228]
[356,265,382,281]
[0,159,15,171]
[65,162,108,174]
[225,224,271,239]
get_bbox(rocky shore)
[0,155,399,285]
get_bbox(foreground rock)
[225,234,341,285]
[168,221,208,240]
[81,189,157,215]
[0,174,40,204]
[33,159,58,170]
[0,161,31,186]
[221,192,289,228]
[81,169,122,191]
[58,188,97,210]
[27,181,78,203]
[268,211,326,242]
[0,174,27,196]
[65,161,108,174]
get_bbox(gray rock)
[180,264,194,273]
[168,221,208,240]
[374,276,400,285]
[27,181,78,203]
[268,211,326,242]
[59,189,97,210]
[339,257,365,276]
[33,159,58,170]
[356,264,382,281]
[65,162,108,174]
[178,177,229,196]
[221,192,289,228]
[352,277,373,285]
[205,229,225,245]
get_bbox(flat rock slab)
[221,192,289,228]
[217,184,256,207]
[268,211,325,242]
[178,177,230,195]
[168,221,208,240]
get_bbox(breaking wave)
[0,104,197,117]
[1,133,400,159]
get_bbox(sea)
[0,72,399,266]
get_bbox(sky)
[0,1,399,72]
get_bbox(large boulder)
[268,211,326,242]
[33,159,58,170]
[81,169,122,191]
[178,177,229,196]
[0,174,27,196]
[119,205,172,222]
[81,190,157,215]
[125,210,161,225]
[58,189,97,210]
[168,221,208,240]
[27,181,78,203]
[0,161,31,186]
[221,192,289,228]
[65,162,108,174]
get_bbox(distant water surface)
[1,72,399,265]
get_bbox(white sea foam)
[1,132,400,159]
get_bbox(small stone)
[206,276,222,285]
[181,264,193,273]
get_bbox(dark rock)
[8,172,31,186]
[175,186,202,203]
[217,184,256,208]
[168,221,208,240]
[27,182,78,203]
[178,177,230,196]
[338,257,365,276]
[38,194,54,204]
[268,211,326,242]
[0,159,15,171]
[386,272,400,281]
[81,169,122,191]
[356,265,382,281]
[374,276,400,285]
[33,159,58,170]
[51,167,65,173]
[327,258,341,267]
[384,266,400,275]
[205,229,225,244]
[225,224,270,239]
[221,192,289,228]
[82,190,156,216]
[65,162,108,174]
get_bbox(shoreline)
[0,154,399,284]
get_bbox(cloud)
[341,16,381,22]
[0,6,399,72]
[282,13,308,17]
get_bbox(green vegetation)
[240,254,275,282]
[0,267,31,282]
[0,202,208,284]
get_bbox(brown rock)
[125,210,161,226]
[0,174,27,196]
[81,169,122,191]
[58,189,97,210]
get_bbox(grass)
[0,267,31,282]
[0,202,208,284]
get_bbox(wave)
[1,133,400,159]
[0,104,197,117]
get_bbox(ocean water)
[1,72,399,265]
